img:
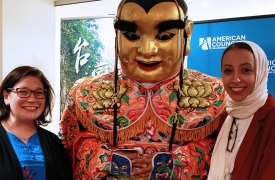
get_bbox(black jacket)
[0,123,73,180]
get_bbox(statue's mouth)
[137,60,161,71]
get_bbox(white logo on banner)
[268,60,275,73]
[199,37,212,50]
[199,35,246,50]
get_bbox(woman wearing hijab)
[208,41,275,180]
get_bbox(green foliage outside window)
[60,19,104,116]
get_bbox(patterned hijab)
[208,40,269,179]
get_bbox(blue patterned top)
[6,131,46,180]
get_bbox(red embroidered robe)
[59,69,226,179]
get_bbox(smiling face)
[3,76,46,123]
[117,2,185,83]
[221,48,256,102]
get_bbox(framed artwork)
[60,17,116,115]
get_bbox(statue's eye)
[123,32,140,40]
[156,33,175,41]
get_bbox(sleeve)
[172,138,215,179]
[59,95,120,179]
[59,102,80,155]
[52,133,74,180]
[256,110,275,179]
[59,77,90,154]
[38,127,74,180]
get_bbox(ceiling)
[186,0,275,21]
[55,0,275,21]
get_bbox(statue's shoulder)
[183,69,224,88]
[70,72,114,89]
[68,75,95,99]
[69,72,132,101]
[184,69,223,81]
[74,76,93,87]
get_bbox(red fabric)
[220,94,275,180]
[59,69,227,179]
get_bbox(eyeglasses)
[7,88,48,99]
[227,117,238,152]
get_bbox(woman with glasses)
[0,66,73,180]
[208,41,275,180]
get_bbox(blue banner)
[188,15,275,95]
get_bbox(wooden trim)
[54,0,101,6]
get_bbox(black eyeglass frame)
[7,88,48,99]
[227,117,238,152]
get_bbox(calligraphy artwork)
[60,17,115,115]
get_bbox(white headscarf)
[208,41,269,180]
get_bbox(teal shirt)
[7,131,45,180]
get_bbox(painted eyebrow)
[157,20,185,33]
[114,19,185,33]
[114,19,137,32]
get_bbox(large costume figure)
[59,0,226,179]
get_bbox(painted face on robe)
[114,0,189,83]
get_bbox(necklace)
[18,137,29,142]
[2,121,32,143]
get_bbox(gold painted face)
[117,2,191,83]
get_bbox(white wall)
[56,0,119,19]
[1,0,58,133]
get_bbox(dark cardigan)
[0,123,73,180]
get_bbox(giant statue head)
[114,0,193,83]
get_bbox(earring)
[4,100,9,106]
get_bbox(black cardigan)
[0,123,73,180]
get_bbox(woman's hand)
[114,150,154,178]
[131,153,154,178]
